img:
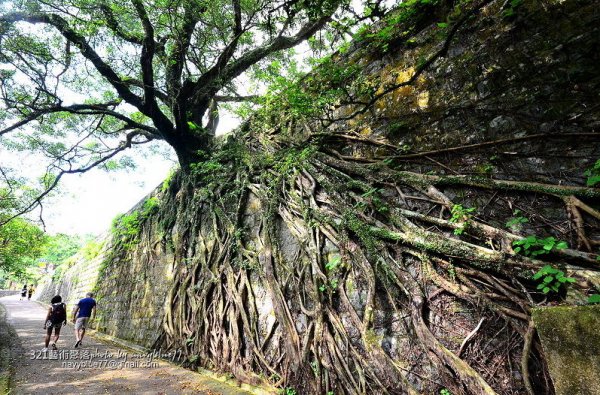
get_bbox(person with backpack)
[27,284,35,300]
[43,295,67,351]
[72,292,97,348]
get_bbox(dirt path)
[0,295,255,395]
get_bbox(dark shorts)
[46,321,62,334]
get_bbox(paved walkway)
[0,295,254,395]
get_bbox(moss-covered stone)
[532,305,600,395]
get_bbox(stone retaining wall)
[34,201,173,349]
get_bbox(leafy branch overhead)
[0,0,368,157]
[0,0,385,223]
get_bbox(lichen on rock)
[532,305,600,395]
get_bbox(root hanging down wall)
[58,0,600,393]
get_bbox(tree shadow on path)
[0,295,254,395]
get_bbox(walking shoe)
[51,343,57,350]
[41,347,48,352]
[74,340,81,348]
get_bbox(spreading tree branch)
[0,11,175,138]
[0,102,160,137]
[0,130,154,227]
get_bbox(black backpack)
[49,303,66,324]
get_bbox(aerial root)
[521,320,536,395]
[152,152,600,393]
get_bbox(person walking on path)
[72,292,96,348]
[0,293,254,394]
[43,295,67,351]
[27,285,35,300]
[20,285,27,300]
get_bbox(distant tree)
[0,0,386,222]
[1,183,77,280]
[0,216,46,274]
[39,233,83,266]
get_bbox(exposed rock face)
[37,0,599,393]
[533,305,600,395]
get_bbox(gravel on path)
[0,295,255,395]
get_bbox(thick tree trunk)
[166,131,212,170]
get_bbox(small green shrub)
[584,159,600,187]
[357,0,440,52]
[505,210,528,230]
[109,196,162,251]
[513,236,568,257]
[449,204,476,235]
[532,265,575,294]
[588,294,600,304]
[502,0,523,17]
[325,256,341,271]
[161,168,177,193]
[81,240,104,260]
[111,212,140,239]
[319,278,339,293]
[141,196,160,217]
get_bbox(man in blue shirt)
[72,292,97,348]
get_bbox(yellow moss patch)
[417,91,429,109]
[246,197,262,213]
[373,64,430,117]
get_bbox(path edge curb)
[0,302,18,395]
